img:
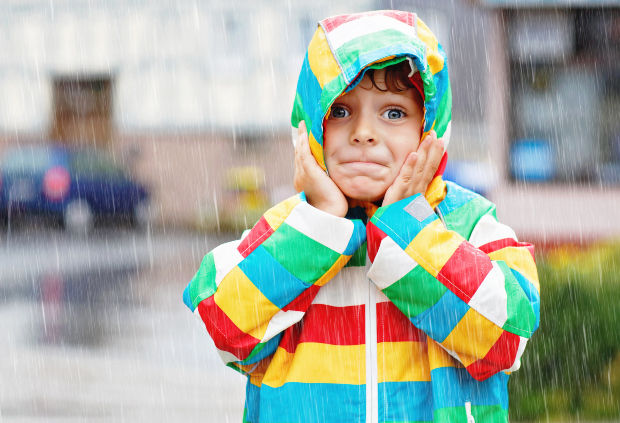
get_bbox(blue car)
[0,145,153,232]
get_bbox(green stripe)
[226,361,246,375]
[434,405,507,423]
[344,242,367,268]
[434,82,452,137]
[243,342,267,364]
[382,264,446,318]
[498,261,536,337]
[335,29,425,72]
[319,73,347,119]
[372,206,387,222]
[444,196,494,240]
[190,252,217,309]
[291,92,313,129]
[261,222,341,284]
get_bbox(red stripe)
[466,331,521,381]
[321,11,412,33]
[282,284,320,312]
[279,324,302,354]
[367,221,388,263]
[377,301,425,343]
[437,241,493,303]
[298,304,365,346]
[434,152,447,178]
[197,296,260,359]
[479,238,536,262]
[237,216,273,258]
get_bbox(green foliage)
[510,242,620,421]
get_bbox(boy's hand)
[382,130,445,207]
[294,121,348,218]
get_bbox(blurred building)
[473,0,620,243]
[4,0,614,242]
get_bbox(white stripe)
[326,15,418,51]
[442,121,452,151]
[375,287,390,304]
[260,310,305,343]
[312,267,367,307]
[468,262,508,328]
[469,214,518,248]
[216,347,242,365]
[367,236,417,291]
[212,240,244,286]
[505,336,529,372]
[284,201,354,254]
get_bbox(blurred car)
[0,145,154,232]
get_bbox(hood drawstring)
[465,401,475,423]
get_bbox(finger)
[423,136,444,177]
[394,151,418,193]
[414,135,431,176]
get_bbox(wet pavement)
[0,226,246,422]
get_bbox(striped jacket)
[183,11,540,423]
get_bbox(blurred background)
[1,0,620,421]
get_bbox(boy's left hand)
[382,130,444,207]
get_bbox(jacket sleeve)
[366,193,540,381]
[183,193,366,373]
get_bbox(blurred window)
[509,8,620,185]
[70,151,126,180]
[2,149,53,174]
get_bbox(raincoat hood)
[291,10,452,205]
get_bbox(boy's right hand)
[294,121,348,218]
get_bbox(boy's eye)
[382,109,405,120]
[330,107,350,118]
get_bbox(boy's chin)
[343,189,387,204]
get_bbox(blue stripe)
[437,182,479,216]
[431,367,507,410]
[260,382,365,423]
[498,372,510,410]
[510,268,541,332]
[422,53,449,132]
[238,245,310,309]
[296,53,325,146]
[182,283,194,312]
[379,381,433,422]
[372,194,439,251]
[416,290,469,343]
[245,379,261,423]
[343,219,367,256]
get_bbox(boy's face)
[323,68,425,203]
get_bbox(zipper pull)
[465,401,475,423]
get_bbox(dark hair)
[366,60,418,93]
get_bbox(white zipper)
[365,256,378,423]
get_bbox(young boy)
[183,10,540,423]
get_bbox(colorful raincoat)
[184,11,540,423]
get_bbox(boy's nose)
[352,120,376,145]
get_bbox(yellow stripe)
[416,17,444,75]
[424,175,447,210]
[314,254,350,287]
[440,308,504,361]
[309,132,326,171]
[488,247,540,292]
[214,266,280,341]
[406,219,463,277]
[262,347,295,388]
[427,338,462,370]
[263,195,301,230]
[377,341,430,383]
[264,343,365,387]
[308,26,341,89]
